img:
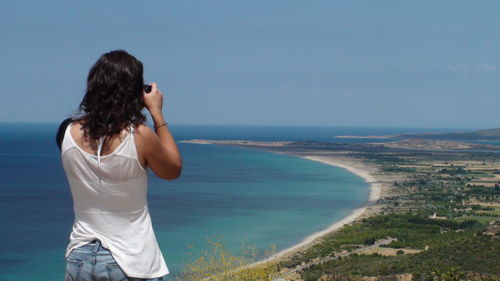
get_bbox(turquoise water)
[0,124,373,280]
[151,144,369,277]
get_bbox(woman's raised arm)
[136,83,182,180]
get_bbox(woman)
[60,50,182,281]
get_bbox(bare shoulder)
[69,120,83,139]
[133,124,157,150]
[134,123,155,139]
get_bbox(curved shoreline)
[302,156,381,204]
[181,140,384,269]
[248,154,383,267]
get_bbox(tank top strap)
[97,136,105,167]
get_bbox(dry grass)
[178,236,280,281]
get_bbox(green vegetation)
[278,148,500,280]
[296,219,498,281]
[281,213,485,267]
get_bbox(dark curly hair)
[76,50,146,140]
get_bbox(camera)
[144,84,152,93]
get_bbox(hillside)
[400,128,500,141]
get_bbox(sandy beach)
[182,139,392,268]
[248,153,387,267]
[301,155,382,203]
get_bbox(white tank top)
[61,123,169,278]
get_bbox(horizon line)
[0,121,490,131]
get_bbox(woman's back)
[62,50,181,280]
[62,122,147,212]
[61,122,169,278]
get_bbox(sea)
[0,124,464,280]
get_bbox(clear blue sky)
[1,1,499,128]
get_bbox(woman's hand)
[138,82,182,180]
[143,82,164,116]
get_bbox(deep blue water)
[170,124,467,143]
[0,123,462,280]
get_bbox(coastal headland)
[180,138,500,280]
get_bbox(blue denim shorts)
[65,240,164,281]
